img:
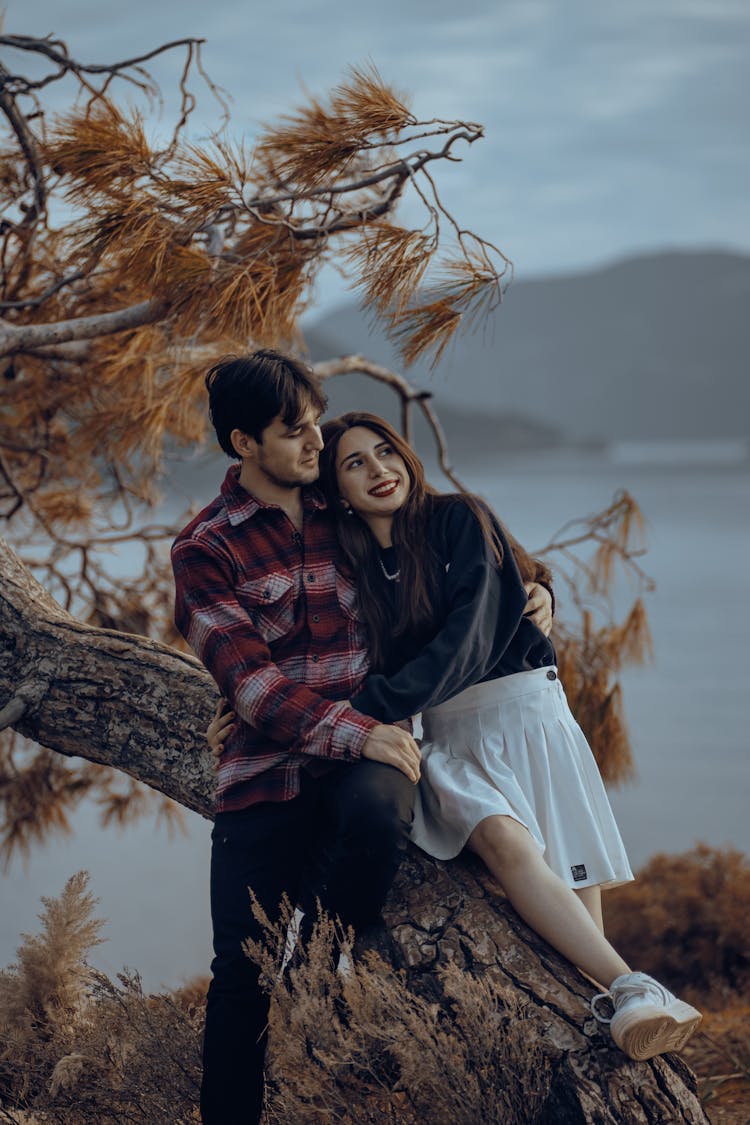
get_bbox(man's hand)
[524,581,553,636]
[362,724,422,783]
[207,699,235,759]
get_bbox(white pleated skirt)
[412,667,634,889]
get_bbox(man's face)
[249,405,324,489]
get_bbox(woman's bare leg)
[575,885,604,933]
[468,814,628,988]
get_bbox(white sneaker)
[591,972,702,1060]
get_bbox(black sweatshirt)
[350,498,556,724]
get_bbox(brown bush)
[0,873,203,1124]
[681,1004,750,1116]
[605,844,750,1115]
[243,900,552,1125]
[604,843,750,1003]
[1,876,552,1124]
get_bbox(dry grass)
[0,877,552,1124]
[3,846,750,1121]
[243,898,552,1125]
[606,844,750,1115]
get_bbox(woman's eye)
[379,445,393,456]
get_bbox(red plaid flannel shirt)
[171,465,377,812]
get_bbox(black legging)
[200,759,415,1125]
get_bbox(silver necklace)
[378,556,400,581]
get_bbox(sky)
[8,0,750,313]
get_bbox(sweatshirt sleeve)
[349,502,529,723]
[171,535,376,760]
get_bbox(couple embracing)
[171,350,701,1125]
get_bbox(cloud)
[6,0,748,304]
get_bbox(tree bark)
[0,298,167,357]
[0,535,708,1123]
[0,535,216,815]
[364,849,708,1124]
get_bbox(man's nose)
[308,426,324,451]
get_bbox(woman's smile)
[368,479,400,498]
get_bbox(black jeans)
[200,760,414,1125]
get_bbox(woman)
[210,412,701,1061]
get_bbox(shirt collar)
[220,464,327,527]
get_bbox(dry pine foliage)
[1,35,652,871]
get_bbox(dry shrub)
[604,844,750,1002]
[0,873,202,1124]
[2,876,554,1125]
[681,1004,750,1113]
[244,899,552,1125]
[605,845,750,1114]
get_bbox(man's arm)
[523,581,553,635]
[171,535,376,762]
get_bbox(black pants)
[200,760,415,1125]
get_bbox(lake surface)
[1,453,748,991]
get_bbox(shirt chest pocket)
[335,569,362,622]
[237,572,296,644]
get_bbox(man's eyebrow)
[283,415,320,432]
[339,440,388,466]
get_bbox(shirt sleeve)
[171,536,376,760]
[349,502,529,723]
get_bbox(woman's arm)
[349,502,530,723]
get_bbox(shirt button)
[263,591,271,599]
[546,669,557,680]
[312,614,320,623]
[311,654,319,663]
[307,573,315,583]
[292,532,302,543]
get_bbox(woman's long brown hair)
[319,412,549,671]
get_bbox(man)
[172,351,422,1125]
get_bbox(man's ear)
[230,429,256,459]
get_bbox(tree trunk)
[365,849,708,1124]
[0,535,216,815]
[0,536,708,1123]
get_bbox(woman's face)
[335,426,410,522]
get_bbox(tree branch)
[0,534,217,816]
[312,354,465,488]
[0,299,167,357]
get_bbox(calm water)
[2,454,748,990]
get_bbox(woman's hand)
[207,699,236,758]
[523,582,553,636]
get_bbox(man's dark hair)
[205,349,328,458]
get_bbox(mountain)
[304,250,750,452]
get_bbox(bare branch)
[0,61,47,223]
[0,270,86,311]
[312,353,465,488]
[0,299,167,357]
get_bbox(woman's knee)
[469,815,536,869]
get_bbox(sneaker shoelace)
[591,973,673,1024]
[590,991,614,1024]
